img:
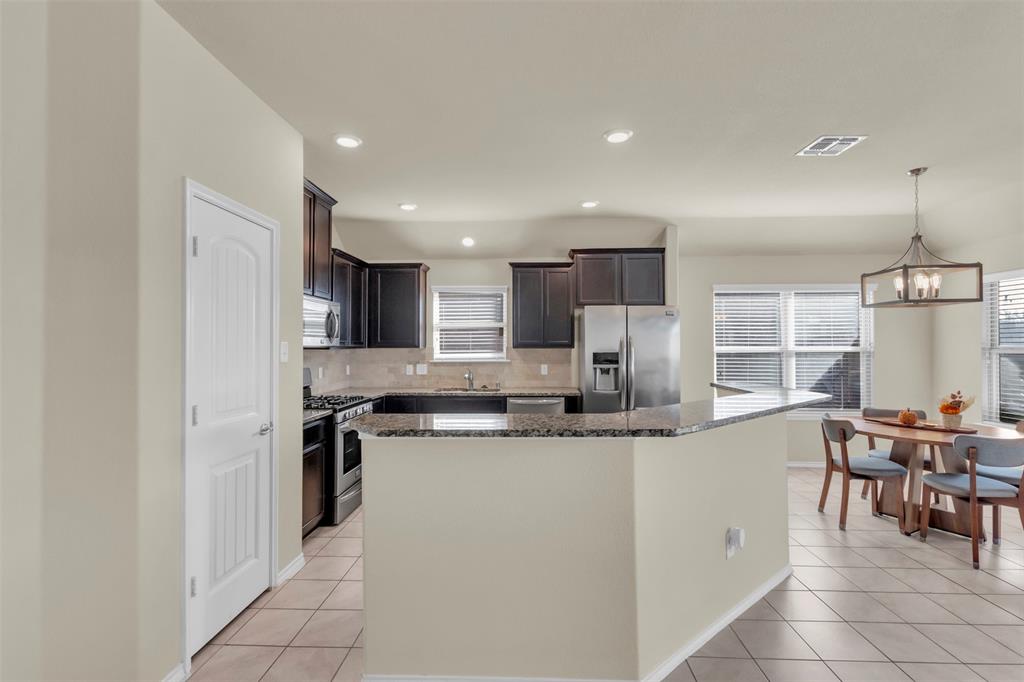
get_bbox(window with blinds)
[983,273,1024,424]
[432,287,508,361]
[713,287,873,412]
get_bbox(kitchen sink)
[434,387,501,392]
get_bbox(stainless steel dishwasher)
[507,397,565,414]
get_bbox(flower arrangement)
[938,390,974,428]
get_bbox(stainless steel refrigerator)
[579,306,680,412]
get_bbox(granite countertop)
[350,385,829,438]
[303,408,334,424]
[323,386,581,399]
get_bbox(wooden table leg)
[879,441,921,531]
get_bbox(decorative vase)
[942,413,963,429]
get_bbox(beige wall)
[678,253,935,462]
[1,2,303,679]
[928,183,1024,414]
[362,416,790,680]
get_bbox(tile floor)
[192,469,1024,681]
[188,508,364,681]
[674,468,1024,682]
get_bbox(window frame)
[713,283,874,418]
[982,269,1024,425]
[431,285,510,363]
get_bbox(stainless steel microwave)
[303,295,341,348]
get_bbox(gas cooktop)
[303,394,369,410]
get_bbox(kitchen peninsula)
[352,385,828,681]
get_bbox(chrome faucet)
[464,368,474,390]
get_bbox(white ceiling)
[161,1,1022,239]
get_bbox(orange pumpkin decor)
[898,409,919,426]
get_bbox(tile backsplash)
[304,347,575,394]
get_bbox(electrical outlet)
[540,364,549,376]
[405,364,414,376]
[416,363,428,375]
[345,365,350,376]
[725,527,746,559]
[318,367,324,379]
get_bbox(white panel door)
[187,189,274,656]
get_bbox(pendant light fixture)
[860,167,983,308]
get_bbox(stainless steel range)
[302,390,371,525]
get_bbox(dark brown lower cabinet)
[302,416,330,537]
[301,441,326,537]
[377,395,579,414]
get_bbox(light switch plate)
[540,364,549,376]
[318,367,324,379]
[416,363,428,375]
[346,365,351,376]
[405,364,414,376]
[279,341,289,362]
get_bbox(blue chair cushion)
[923,472,1019,499]
[833,456,907,477]
[976,464,1024,487]
[867,448,931,465]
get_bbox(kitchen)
[3,2,1023,682]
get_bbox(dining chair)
[919,435,1024,568]
[818,416,908,532]
[860,407,935,502]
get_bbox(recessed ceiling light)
[398,203,418,211]
[796,135,867,156]
[334,134,363,148]
[580,200,599,209]
[462,237,475,247]
[603,129,634,144]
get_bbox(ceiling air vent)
[797,135,867,157]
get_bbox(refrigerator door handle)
[619,336,627,411]
[628,336,637,410]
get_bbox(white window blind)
[714,286,873,412]
[432,287,508,361]
[983,272,1024,423]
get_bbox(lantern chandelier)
[860,167,983,308]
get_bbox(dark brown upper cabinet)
[303,179,337,300]
[511,263,575,348]
[367,263,429,348]
[332,249,368,348]
[569,248,664,306]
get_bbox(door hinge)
[190,576,197,598]
[191,405,199,426]
[192,236,199,257]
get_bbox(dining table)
[847,417,1024,537]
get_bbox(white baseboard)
[787,461,824,468]
[276,553,305,584]
[640,564,793,682]
[162,662,187,682]
[365,565,793,682]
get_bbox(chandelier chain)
[913,172,920,235]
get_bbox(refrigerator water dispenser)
[592,352,620,392]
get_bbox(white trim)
[162,663,187,682]
[640,564,793,682]
[787,461,826,468]
[713,283,860,293]
[181,178,281,668]
[276,553,306,584]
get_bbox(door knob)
[258,422,274,436]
